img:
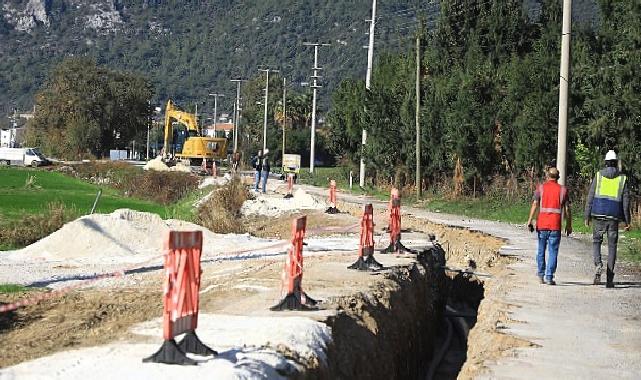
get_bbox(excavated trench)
[315,245,485,380]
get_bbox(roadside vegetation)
[0,165,201,250]
[196,177,252,234]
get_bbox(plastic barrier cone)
[212,161,218,177]
[325,180,339,214]
[143,231,216,365]
[381,188,413,254]
[284,173,294,199]
[271,216,319,310]
[348,204,383,271]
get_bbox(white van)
[0,147,50,167]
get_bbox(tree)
[26,58,152,159]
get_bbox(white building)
[0,128,25,148]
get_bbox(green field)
[0,167,167,221]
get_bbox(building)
[204,123,234,138]
[0,127,25,148]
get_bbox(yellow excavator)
[162,100,228,165]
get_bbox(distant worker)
[252,150,263,191]
[584,150,631,288]
[261,149,271,194]
[526,167,572,285]
[232,151,241,173]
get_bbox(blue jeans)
[261,170,269,193]
[254,171,261,190]
[537,230,561,281]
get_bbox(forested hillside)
[1,0,598,117]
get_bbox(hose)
[426,317,453,380]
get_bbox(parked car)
[0,147,50,167]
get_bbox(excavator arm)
[162,99,227,162]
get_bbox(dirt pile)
[3,209,280,265]
[142,157,191,173]
[241,189,327,217]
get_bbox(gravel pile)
[241,189,327,217]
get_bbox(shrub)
[0,202,78,249]
[66,161,199,204]
[122,171,199,205]
[195,177,251,234]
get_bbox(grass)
[0,167,167,222]
[0,166,207,250]
[0,284,32,293]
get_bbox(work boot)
[593,263,603,285]
[606,268,614,288]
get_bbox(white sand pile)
[4,209,280,265]
[199,174,231,189]
[143,157,192,173]
[241,189,327,217]
[170,163,192,173]
[143,157,169,171]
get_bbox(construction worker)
[261,149,271,194]
[252,150,262,191]
[584,150,631,288]
[527,167,572,285]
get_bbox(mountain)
[0,0,599,117]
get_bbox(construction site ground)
[0,178,639,379]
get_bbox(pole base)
[380,240,415,255]
[270,291,319,311]
[325,207,340,214]
[143,339,198,365]
[177,330,217,356]
[348,254,383,271]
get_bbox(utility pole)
[557,0,572,185]
[259,68,279,152]
[195,103,199,135]
[209,93,225,137]
[282,77,287,165]
[360,0,377,187]
[415,33,422,199]
[146,101,151,160]
[303,42,330,173]
[230,79,245,153]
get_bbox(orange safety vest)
[537,180,567,231]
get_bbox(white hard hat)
[605,150,617,161]
[263,148,269,155]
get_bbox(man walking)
[584,150,631,288]
[527,167,572,285]
[261,149,271,194]
[252,150,262,191]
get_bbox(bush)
[195,177,251,234]
[0,202,78,249]
[122,171,199,205]
[66,161,199,204]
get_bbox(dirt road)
[303,184,641,379]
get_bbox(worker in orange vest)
[526,167,572,285]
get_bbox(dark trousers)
[592,219,619,278]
